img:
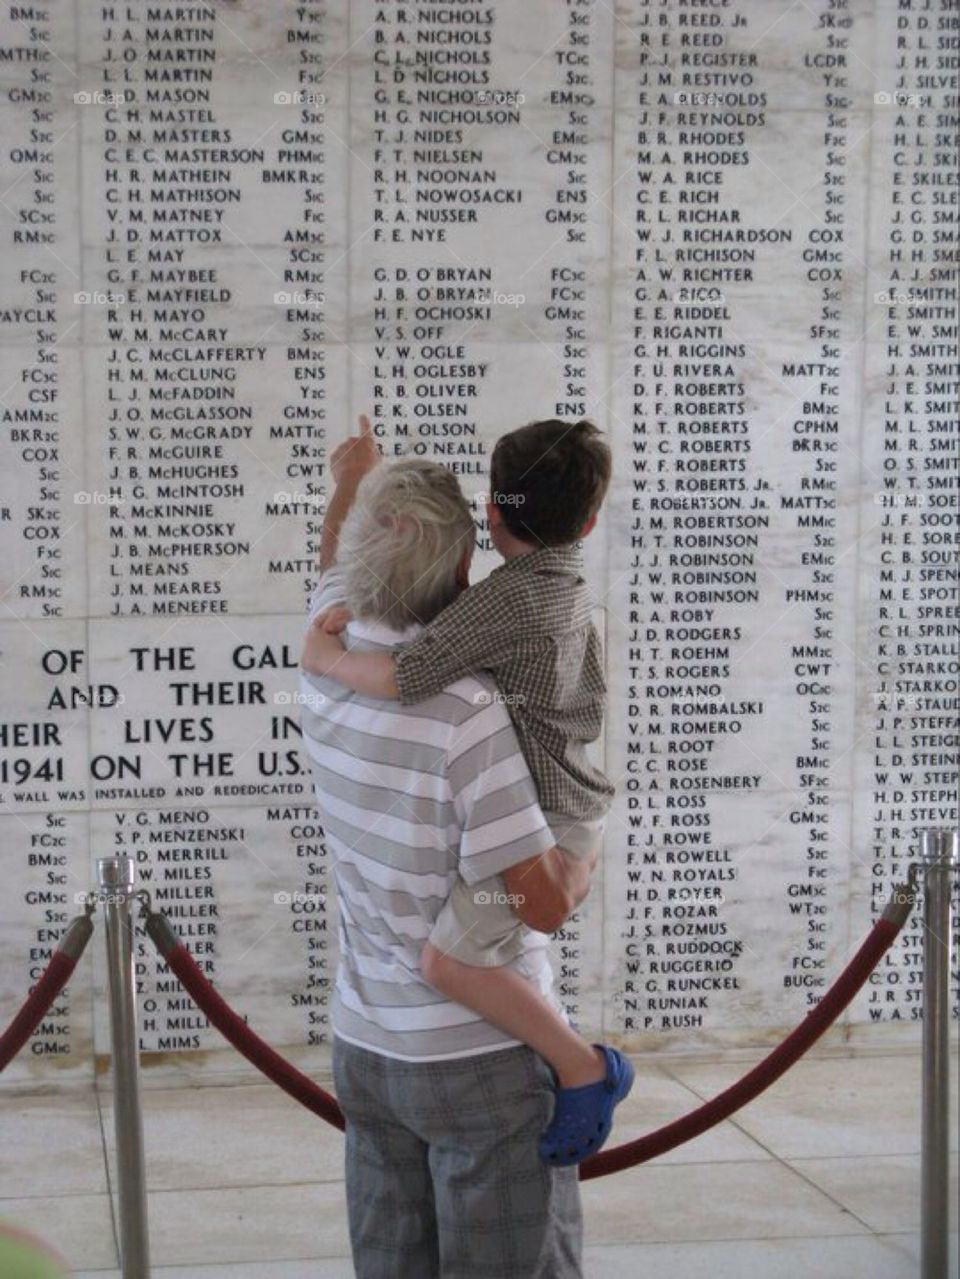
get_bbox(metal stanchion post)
[919,827,959,1279]
[99,856,151,1278]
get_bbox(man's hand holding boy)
[301,607,351,677]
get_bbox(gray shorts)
[331,1035,583,1278]
[428,811,605,967]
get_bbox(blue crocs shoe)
[538,1044,635,1166]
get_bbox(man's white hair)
[337,459,476,628]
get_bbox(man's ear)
[485,499,503,531]
[578,512,598,539]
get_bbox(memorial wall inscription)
[0,0,956,1084]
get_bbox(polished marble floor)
[1,1043,956,1278]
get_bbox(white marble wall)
[0,1,956,1085]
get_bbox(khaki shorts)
[427,811,605,967]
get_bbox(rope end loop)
[58,914,94,962]
[143,907,179,958]
[880,881,918,930]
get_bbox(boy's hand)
[301,614,348,676]
[331,413,380,489]
[314,605,352,635]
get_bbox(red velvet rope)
[580,914,901,1178]
[148,909,906,1179]
[0,951,82,1073]
[160,939,346,1131]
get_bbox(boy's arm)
[302,569,520,703]
[392,572,518,703]
[301,619,398,698]
[318,413,379,573]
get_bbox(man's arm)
[502,844,598,934]
[318,412,380,573]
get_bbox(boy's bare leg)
[421,940,606,1088]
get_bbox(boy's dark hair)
[489,418,611,546]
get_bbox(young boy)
[303,417,633,1165]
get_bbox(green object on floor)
[0,1221,67,1278]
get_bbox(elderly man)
[298,416,591,1278]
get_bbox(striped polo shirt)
[298,570,569,1062]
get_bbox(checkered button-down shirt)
[394,545,614,821]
